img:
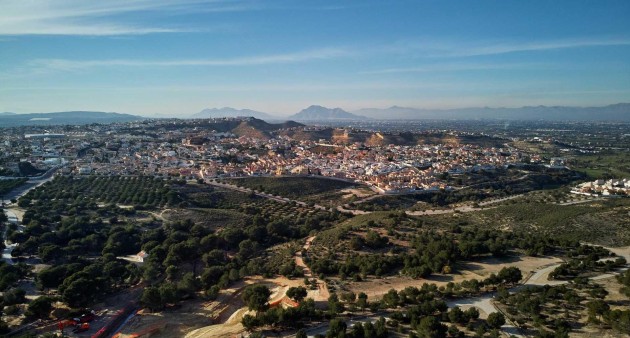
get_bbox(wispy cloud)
[360,62,548,74]
[0,0,249,36]
[405,37,630,57]
[0,81,472,93]
[27,48,351,71]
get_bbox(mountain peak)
[289,105,367,120]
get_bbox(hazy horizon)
[3,102,630,119]
[1,0,629,116]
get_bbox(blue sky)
[0,0,629,117]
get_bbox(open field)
[224,176,357,200]
[478,200,630,246]
[570,152,630,179]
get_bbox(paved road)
[558,197,605,206]
[2,166,61,203]
[207,179,527,217]
[1,214,17,264]
[2,167,60,264]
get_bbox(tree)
[242,284,271,312]
[382,289,399,308]
[447,325,461,338]
[587,300,610,323]
[287,286,308,302]
[327,318,347,338]
[242,314,261,331]
[365,230,388,249]
[296,329,308,338]
[327,293,345,315]
[497,267,522,285]
[159,283,179,305]
[340,291,356,304]
[416,316,447,338]
[26,296,53,319]
[448,306,465,324]
[141,286,163,310]
[464,307,480,321]
[351,323,365,337]
[617,270,630,297]
[2,288,26,305]
[486,312,506,329]
[350,237,364,250]
[357,292,368,311]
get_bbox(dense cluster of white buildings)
[1,119,541,194]
[572,179,630,196]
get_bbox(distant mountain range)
[192,107,274,120]
[3,103,629,127]
[288,105,366,120]
[193,103,630,121]
[0,111,144,127]
[155,117,303,140]
[353,103,630,121]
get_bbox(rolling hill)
[192,107,275,120]
[0,111,144,127]
[289,105,367,120]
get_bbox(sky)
[0,0,629,117]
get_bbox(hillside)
[289,105,367,120]
[0,111,144,127]
[192,107,274,120]
[142,117,303,137]
[279,127,505,147]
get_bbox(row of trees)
[0,178,28,197]
[20,175,180,209]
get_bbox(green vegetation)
[226,176,356,200]
[308,210,559,280]
[0,178,28,197]
[0,262,30,291]
[356,169,578,211]
[497,279,630,337]
[617,270,630,297]
[18,162,46,176]
[478,199,630,246]
[571,152,630,179]
[550,245,625,280]
[240,273,523,336]
[5,174,349,320]
[20,175,181,209]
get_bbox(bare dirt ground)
[340,188,375,199]
[110,236,329,338]
[114,276,309,338]
[595,275,630,310]
[6,206,25,221]
[566,275,629,338]
[345,255,563,300]
[295,236,329,301]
